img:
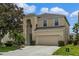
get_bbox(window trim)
[43,20,47,27]
[54,18,59,26]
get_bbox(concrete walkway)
[1,46,60,56]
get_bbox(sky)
[17,3,79,33]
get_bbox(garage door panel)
[36,35,60,45]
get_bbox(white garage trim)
[36,35,61,45]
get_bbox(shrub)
[14,32,25,46]
[0,43,3,47]
[9,31,25,46]
[73,40,78,45]
[0,43,5,47]
[67,40,73,44]
[5,41,14,47]
[58,41,65,46]
[31,41,35,45]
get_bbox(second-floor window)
[55,19,59,26]
[43,20,47,27]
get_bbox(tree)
[73,23,79,40]
[0,3,24,43]
[70,35,73,40]
[67,35,73,44]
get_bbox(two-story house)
[23,13,70,45]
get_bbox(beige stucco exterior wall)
[23,17,27,44]
[61,17,69,43]
[23,15,37,45]
[34,27,66,45]
[37,14,69,43]
[22,14,69,45]
[37,14,69,27]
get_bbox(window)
[36,24,38,28]
[38,17,41,18]
[43,20,47,27]
[55,18,59,26]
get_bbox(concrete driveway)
[1,46,60,56]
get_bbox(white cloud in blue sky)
[16,3,36,14]
[16,3,78,18]
[70,10,79,18]
[70,26,73,33]
[16,4,69,16]
[40,7,69,16]
[40,7,49,13]
[50,7,69,16]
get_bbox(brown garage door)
[36,35,60,46]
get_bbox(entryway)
[27,19,35,45]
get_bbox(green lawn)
[53,44,79,56]
[0,46,17,52]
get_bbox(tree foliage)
[0,3,24,43]
[73,23,79,40]
[73,23,79,34]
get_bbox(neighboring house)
[23,13,70,46]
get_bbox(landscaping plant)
[58,41,65,46]
[73,23,79,45]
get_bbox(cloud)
[50,7,69,16]
[16,3,36,14]
[70,26,74,33]
[70,26,73,29]
[70,10,79,17]
[40,7,49,13]
[40,7,69,16]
